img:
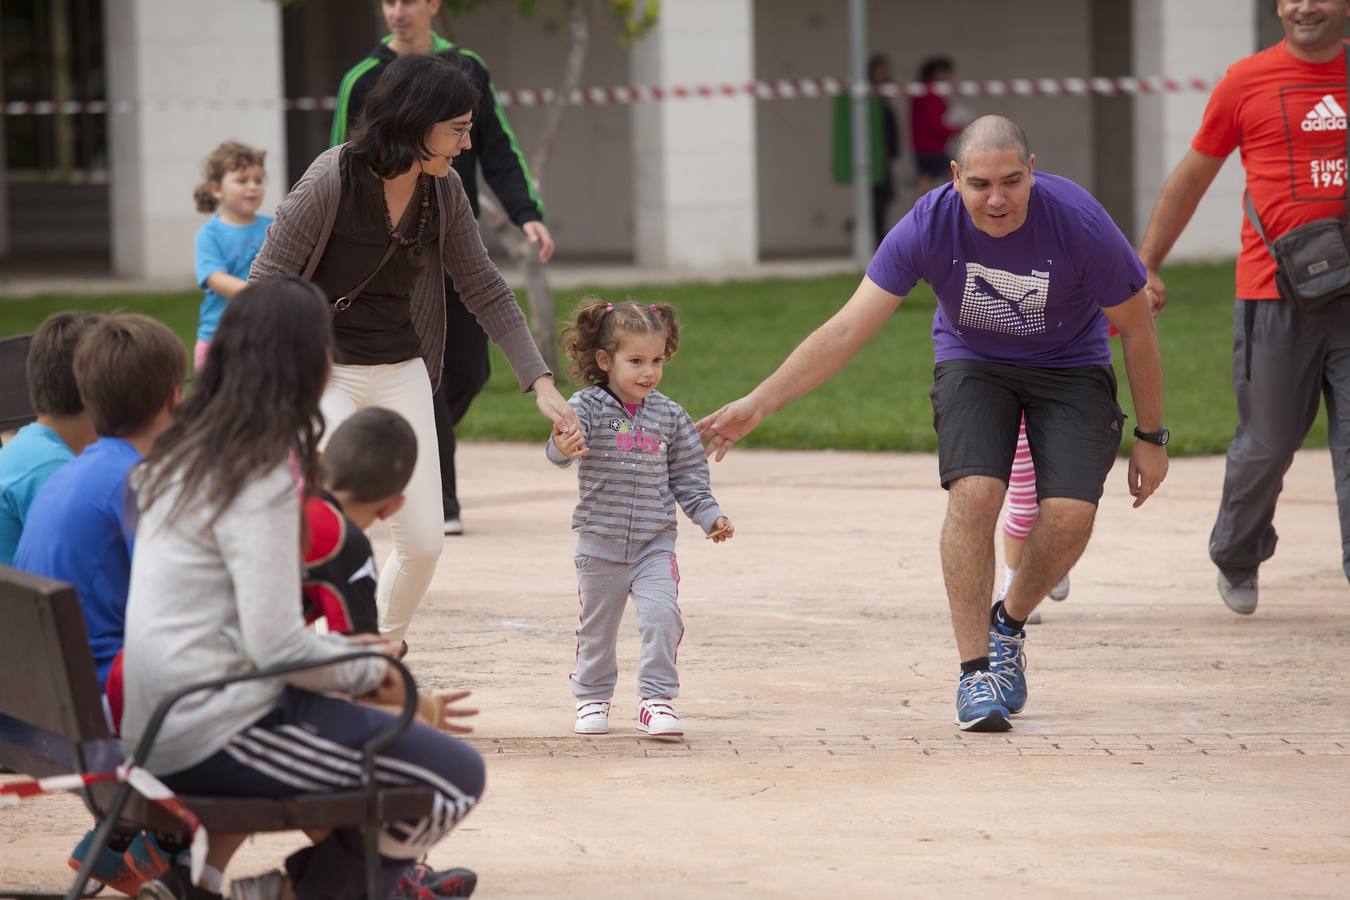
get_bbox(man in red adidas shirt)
[1139,0,1350,615]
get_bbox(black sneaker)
[137,864,225,900]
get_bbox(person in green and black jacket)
[332,0,556,537]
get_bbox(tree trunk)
[531,0,590,179]
[481,0,590,376]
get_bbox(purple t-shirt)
[867,172,1145,367]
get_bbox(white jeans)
[321,359,442,642]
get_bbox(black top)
[302,490,379,635]
[311,149,440,366]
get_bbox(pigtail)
[560,296,614,384]
[194,182,219,214]
[648,303,680,358]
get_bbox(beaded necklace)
[383,174,432,268]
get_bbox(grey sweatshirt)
[120,462,385,775]
[546,386,724,562]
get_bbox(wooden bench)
[0,564,433,900]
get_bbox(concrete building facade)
[0,0,1295,281]
[103,0,287,280]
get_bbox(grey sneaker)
[1048,572,1070,602]
[443,516,464,536]
[1217,570,1258,615]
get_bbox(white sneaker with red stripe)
[574,700,610,734]
[637,697,683,737]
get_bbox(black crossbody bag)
[330,238,399,315]
[1243,49,1350,314]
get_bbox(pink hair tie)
[649,304,657,311]
[605,303,614,311]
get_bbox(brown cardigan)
[249,145,548,392]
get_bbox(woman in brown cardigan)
[251,53,582,646]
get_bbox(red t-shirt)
[1193,40,1350,299]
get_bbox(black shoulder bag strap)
[331,238,400,314]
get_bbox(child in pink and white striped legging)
[1001,414,1072,624]
[1002,325,1123,622]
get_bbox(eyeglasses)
[448,122,473,143]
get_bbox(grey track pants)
[1210,298,1350,579]
[571,550,683,702]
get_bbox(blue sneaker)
[954,669,1013,732]
[67,828,170,897]
[989,624,1028,715]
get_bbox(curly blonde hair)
[193,141,266,213]
[560,297,680,385]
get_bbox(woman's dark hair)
[352,53,481,179]
[917,56,954,83]
[137,276,332,523]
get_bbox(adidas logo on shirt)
[1302,94,1347,131]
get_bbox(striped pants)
[1003,414,1038,540]
[161,688,484,900]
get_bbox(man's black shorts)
[929,359,1125,504]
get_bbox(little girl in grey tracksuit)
[547,298,733,738]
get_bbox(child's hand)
[706,517,734,543]
[553,423,589,458]
[417,689,479,734]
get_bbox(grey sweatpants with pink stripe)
[571,549,683,702]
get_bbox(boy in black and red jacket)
[304,407,417,636]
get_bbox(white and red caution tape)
[496,74,1221,106]
[1,74,1220,116]
[0,765,208,885]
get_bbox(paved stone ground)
[2,445,1348,898]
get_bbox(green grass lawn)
[0,261,1325,456]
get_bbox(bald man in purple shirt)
[699,115,1168,733]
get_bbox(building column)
[632,0,757,268]
[104,1,285,280]
[1132,0,1254,260]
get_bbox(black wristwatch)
[1133,425,1170,446]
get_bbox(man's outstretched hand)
[696,397,766,461]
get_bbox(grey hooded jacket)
[547,386,724,562]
